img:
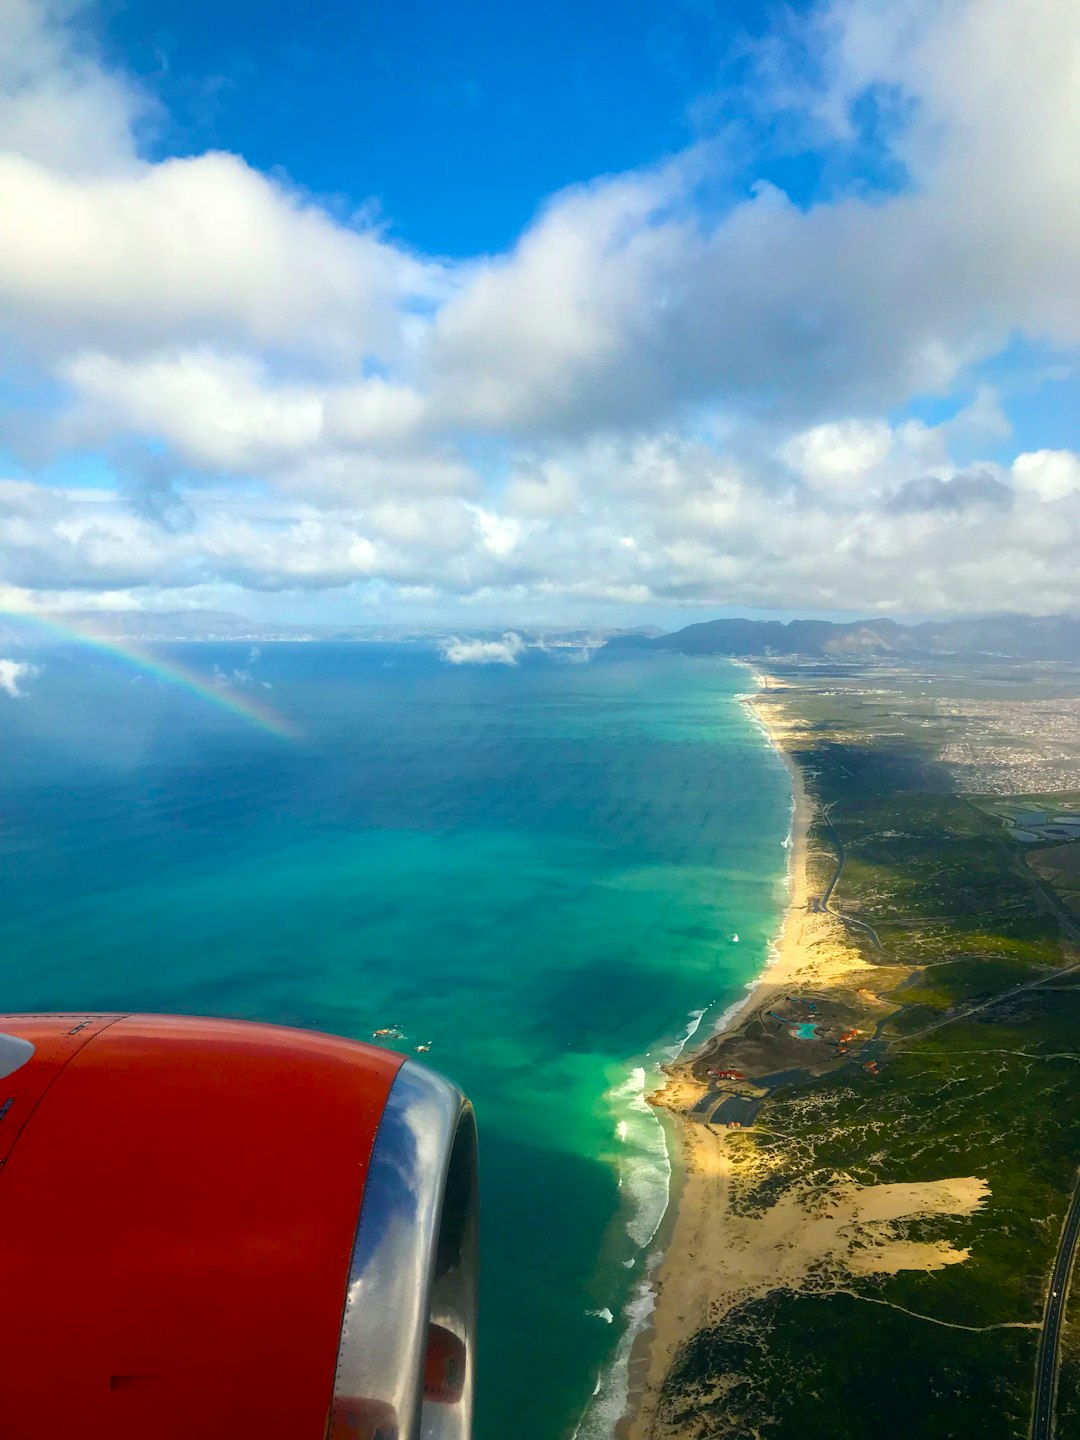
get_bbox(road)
[1031,1171,1080,1440]
[896,958,1080,1047]
[820,803,844,908]
[819,799,1080,1049]
[816,804,887,953]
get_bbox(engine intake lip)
[329,1059,479,1440]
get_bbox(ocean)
[0,641,790,1438]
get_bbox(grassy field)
[657,665,1080,1439]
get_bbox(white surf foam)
[607,1065,671,1249]
[657,1004,709,1065]
[570,1272,660,1440]
[574,1007,712,1437]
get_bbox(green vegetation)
[658,666,1080,1438]
[663,1291,1035,1440]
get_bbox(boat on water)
[372,1026,404,1040]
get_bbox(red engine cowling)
[0,1014,478,1440]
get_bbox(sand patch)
[622,1125,989,1438]
[847,1176,988,1225]
[672,1127,986,1306]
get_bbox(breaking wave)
[609,1065,671,1250]
[570,1274,659,1440]
[574,1001,716,1438]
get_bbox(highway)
[1031,1172,1080,1440]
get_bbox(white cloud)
[0,152,435,365]
[0,4,439,370]
[0,0,141,174]
[0,0,1076,620]
[1012,451,1080,504]
[780,420,894,493]
[65,349,325,470]
[0,658,41,697]
[503,459,580,518]
[419,0,1080,438]
[1,420,1079,616]
[323,378,428,449]
[439,633,526,666]
[471,507,523,558]
[428,168,687,433]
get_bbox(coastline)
[604,658,1080,1440]
[618,675,909,1440]
[577,670,800,1440]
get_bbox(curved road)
[818,803,886,954]
[1032,1172,1080,1440]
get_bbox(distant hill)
[605,614,1080,661]
[4,606,1074,659]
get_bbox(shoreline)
[600,657,1076,1440]
[576,670,801,1440]
[615,677,815,1438]
[617,674,917,1439]
[571,668,803,1440]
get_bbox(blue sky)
[96,0,789,255]
[0,0,1077,627]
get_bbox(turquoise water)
[794,1022,819,1039]
[0,643,790,1438]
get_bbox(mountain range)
[3,608,1077,660]
[604,614,1080,661]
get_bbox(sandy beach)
[619,679,983,1439]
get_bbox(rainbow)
[4,611,299,740]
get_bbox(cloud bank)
[0,0,1078,620]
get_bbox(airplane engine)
[0,1013,478,1440]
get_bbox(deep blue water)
[0,642,790,1438]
